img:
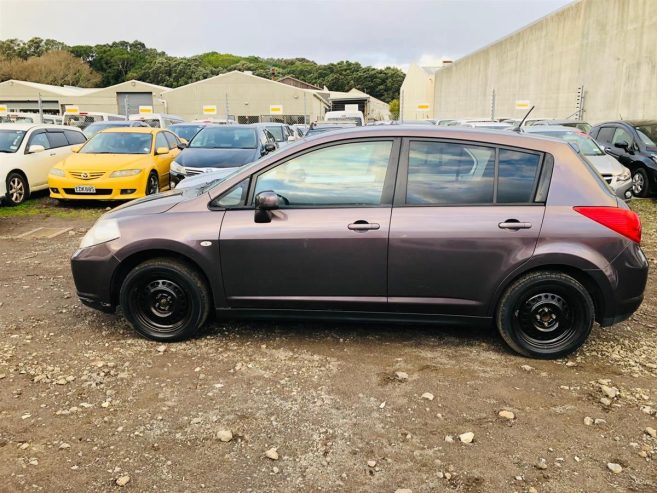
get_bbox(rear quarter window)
[497,149,542,203]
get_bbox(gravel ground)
[0,198,656,493]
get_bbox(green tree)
[389,99,400,119]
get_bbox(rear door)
[219,139,399,311]
[387,138,547,317]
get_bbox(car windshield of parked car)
[634,124,657,146]
[171,125,204,142]
[0,129,26,153]
[535,130,604,156]
[81,132,153,154]
[189,127,257,149]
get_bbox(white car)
[0,123,86,205]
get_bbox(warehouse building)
[401,0,657,123]
[161,71,330,124]
[399,64,440,121]
[328,88,391,122]
[0,79,169,115]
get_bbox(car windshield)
[190,127,257,149]
[534,130,604,156]
[81,132,152,154]
[171,125,204,142]
[0,130,26,153]
[635,124,657,146]
[264,126,285,142]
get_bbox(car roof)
[0,123,80,132]
[97,127,162,134]
[523,125,584,133]
[594,120,657,127]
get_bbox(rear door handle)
[348,221,380,231]
[499,220,532,230]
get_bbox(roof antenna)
[511,105,535,133]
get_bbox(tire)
[5,172,29,205]
[146,171,159,195]
[632,168,650,197]
[496,271,594,359]
[119,258,210,341]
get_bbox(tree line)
[0,38,405,103]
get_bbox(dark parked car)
[169,125,277,187]
[71,126,647,359]
[82,120,149,140]
[168,123,212,143]
[590,120,657,197]
[532,119,592,133]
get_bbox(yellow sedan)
[49,127,181,201]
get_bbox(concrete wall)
[162,71,326,122]
[432,0,657,123]
[400,64,435,121]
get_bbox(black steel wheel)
[632,168,650,197]
[496,271,594,358]
[120,258,210,341]
[5,172,29,205]
[146,171,160,195]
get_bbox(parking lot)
[0,195,654,492]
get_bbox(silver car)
[522,126,633,199]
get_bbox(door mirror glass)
[27,144,45,154]
[156,146,170,155]
[254,190,279,223]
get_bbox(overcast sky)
[0,0,572,71]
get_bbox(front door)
[388,139,546,317]
[219,139,399,311]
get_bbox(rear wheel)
[496,271,594,359]
[146,171,159,195]
[5,172,29,205]
[632,168,650,197]
[119,258,210,341]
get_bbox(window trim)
[394,137,546,207]
[242,137,402,209]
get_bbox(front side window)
[28,132,51,150]
[497,149,541,203]
[265,126,285,142]
[155,132,169,150]
[215,178,249,207]
[612,127,633,146]
[164,132,179,149]
[406,141,495,205]
[81,133,152,154]
[254,141,393,207]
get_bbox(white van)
[324,110,365,126]
[64,112,125,129]
[0,112,63,125]
[129,113,185,129]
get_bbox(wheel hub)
[633,173,644,194]
[144,280,184,319]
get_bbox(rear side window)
[406,141,495,204]
[596,127,615,143]
[64,130,86,145]
[47,132,69,149]
[497,149,541,203]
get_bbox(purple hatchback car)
[71,126,648,358]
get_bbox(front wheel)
[632,168,650,197]
[5,172,29,205]
[496,271,594,359]
[146,171,160,195]
[119,258,210,341]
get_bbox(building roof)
[276,75,322,91]
[0,79,170,97]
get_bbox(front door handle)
[348,220,380,231]
[49,152,56,156]
[499,219,532,230]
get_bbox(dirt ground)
[0,197,656,493]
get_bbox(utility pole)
[124,95,129,118]
[225,93,230,121]
[303,92,307,125]
[490,89,496,121]
[576,85,584,120]
[37,93,44,123]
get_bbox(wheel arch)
[6,168,31,197]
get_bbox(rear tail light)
[574,206,641,244]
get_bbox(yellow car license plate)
[74,185,96,193]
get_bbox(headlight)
[49,168,65,177]
[110,169,142,178]
[619,167,631,181]
[79,219,120,249]
[171,161,185,173]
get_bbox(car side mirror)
[264,143,276,153]
[287,135,297,142]
[71,144,82,153]
[614,140,629,150]
[27,144,45,154]
[156,146,170,155]
[254,190,279,223]
[177,142,187,150]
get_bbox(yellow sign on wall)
[417,103,430,111]
[64,105,80,115]
[139,105,154,114]
[515,100,531,110]
[202,105,217,115]
[0,104,8,114]
[269,105,283,115]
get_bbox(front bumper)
[71,242,120,311]
[610,176,633,200]
[49,173,148,200]
[170,170,185,188]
